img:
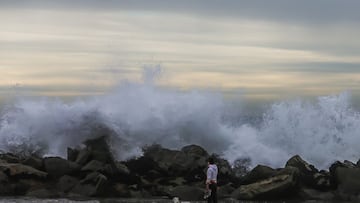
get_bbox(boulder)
[334,167,360,195]
[44,157,80,178]
[75,148,91,166]
[71,172,108,196]
[0,163,47,178]
[81,160,104,172]
[241,165,277,185]
[21,156,43,170]
[232,173,298,200]
[0,153,20,163]
[67,147,79,162]
[169,185,204,201]
[329,160,356,187]
[26,189,59,198]
[84,136,115,164]
[113,183,131,197]
[57,175,79,193]
[218,184,236,199]
[285,155,318,187]
[0,170,9,183]
[299,188,335,200]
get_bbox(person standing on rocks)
[206,157,218,203]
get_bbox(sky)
[1,0,360,103]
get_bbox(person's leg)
[212,183,217,203]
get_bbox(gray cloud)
[1,0,360,24]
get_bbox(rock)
[113,183,131,197]
[71,172,108,196]
[0,153,20,163]
[75,148,91,166]
[26,189,59,198]
[21,156,43,170]
[218,184,236,199]
[67,147,79,162]
[81,160,104,172]
[335,167,360,195]
[169,185,204,201]
[241,165,277,185]
[299,188,335,200]
[312,170,332,190]
[0,163,47,178]
[57,175,79,193]
[84,136,115,164]
[44,157,80,178]
[115,162,130,175]
[0,170,9,183]
[285,155,318,187]
[232,173,298,200]
[181,144,209,157]
[329,160,356,187]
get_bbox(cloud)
[1,0,360,24]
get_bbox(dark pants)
[207,183,217,203]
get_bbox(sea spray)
[0,70,360,169]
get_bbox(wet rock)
[21,156,43,170]
[0,163,47,178]
[84,136,115,164]
[218,184,236,199]
[0,170,9,183]
[113,183,131,197]
[169,185,204,201]
[241,165,277,185]
[57,175,79,193]
[71,172,108,196]
[335,167,360,195]
[67,147,79,162]
[26,188,59,198]
[44,157,80,178]
[75,148,91,166]
[286,155,319,187]
[81,160,104,172]
[299,188,335,200]
[232,173,298,200]
[0,153,20,163]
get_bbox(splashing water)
[0,69,360,169]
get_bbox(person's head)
[208,157,215,165]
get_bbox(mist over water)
[0,69,360,169]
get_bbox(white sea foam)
[0,69,359,169]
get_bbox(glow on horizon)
[1,3,360,101]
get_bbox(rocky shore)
[1,135,360,202]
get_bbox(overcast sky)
[1,0,360,102]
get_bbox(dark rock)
[26,189,59,198]
[232,172,298,200]
[0,163,47,178]
[81,160,104,172]
[299,188,335,200]
[169,185,204,201]
[335,167,360,195]
[44,157,80,178]
[0,170,9,183]
[181,144,209,157]
[113,183,131,197]
[71,172,108,196]
[312,170,332,190]
[57,175,79,193]
[21,156,43,170]
[0,153,20,163]
[67,147,79,162]
[218,184,236,199]
[84,136,115,164]
[285,155,319,187]
[241,165,277,185]
[75,148,91,166]
[329,160,356,187]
